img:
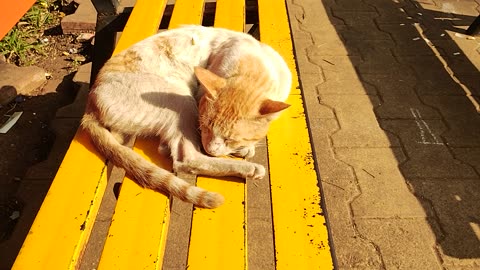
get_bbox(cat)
[81,25,292,208]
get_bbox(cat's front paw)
[233,146,255,158]
[249,164,265,180]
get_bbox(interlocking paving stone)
[309,119,355,181]
[356,219,442,269]
[322,185,384,269]
[410,179,480,268]
[298,74,336,119]
[376,94,442,119]
[391,40,438,56]
[378,24,424,42]
[338,26,392,42]
[346,39,395,58]
[418,0,480,17]
[319,95,398,147]
[421,96,480,146]
[380,119,477,178]
[335,148,426,218]
[361,75,442,119]
[451,148,480,176]
[414,75,469,96]
[331,11,378,26]
[307,55,362,73]
[364,0,415,11]
[330,0,376,12]
[305,40,359,57]
[316,78,376,96]
[357,55,417,77]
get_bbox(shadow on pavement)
[321,0,479,261]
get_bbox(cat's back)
[124,26,257,71]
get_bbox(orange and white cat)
[81,25,291,208]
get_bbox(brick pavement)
[287,0,480,268]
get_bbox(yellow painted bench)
[13,0,333,269]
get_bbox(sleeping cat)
[81,25,292,208]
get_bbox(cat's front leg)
[173,155,265,180]
[231,145,255,159]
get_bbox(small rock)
[68,48,78,54]
[76,33,94,42]
[40,37,49,44]
[0,85,17,106]
[72,55,86,62]
[15,95,25,103]
[10,211,20,220]
[0,63,47,96]
[72,62,92,85]
[61,0,97,34]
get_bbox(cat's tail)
[81,113,224,208]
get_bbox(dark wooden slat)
[162,173,196,270]
[247,138,276,270]
[79,135,135,270]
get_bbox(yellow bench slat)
[258,0,334,269]
[114,0,167,54]
[214,0,245,32]
[97,0,170,269]
[168,0,206,29]
[188,178,246,269]
[13,131,107,269]
[98,141,170,270]
[186,1,247,268]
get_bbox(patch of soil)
[0,4,92,240]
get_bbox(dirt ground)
[0,12,92,241]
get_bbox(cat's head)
[195,66,290,158]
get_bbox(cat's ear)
[259,99,290,116]
[194,67,227,99]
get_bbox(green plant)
[0,28,43,65]
[22,3,54,29]
[0,0,59,65]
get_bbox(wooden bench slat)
[246,139,276,270]
[98,140,170,270]
[113,0,167,54]
[188,178,246,269]
[13,131,108,269]
[213,0,245,32]
[257,0,334,269]
[96,1,169,268]
[168,0,206,29]
[186,2,247,268]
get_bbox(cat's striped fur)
[81,26,291,208]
